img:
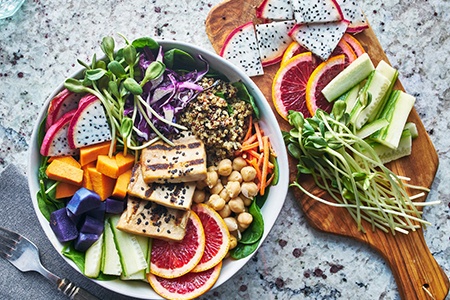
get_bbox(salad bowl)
[27,39,290,299]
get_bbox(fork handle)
[58,278,100,300]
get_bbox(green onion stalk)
[285,101,438,234]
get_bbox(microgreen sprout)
[285,101,437,234]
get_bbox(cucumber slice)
[356,118,389,139]
[372,129,412,164]
[353,70,392,129]
[109,215,148,276]
[322,53,375,102]
[372,90,416,149]
[84,233,103,278]
[404,122,418,139]
[369,60,399,122]
[102,218,122,276]
[120,235,149,281]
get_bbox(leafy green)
[233,81,260,119]
[239,200,264,244]
[230,240,259,259]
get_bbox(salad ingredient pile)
[37,35,279,299]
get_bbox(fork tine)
[0,227,21,242]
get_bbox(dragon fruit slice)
[40,110,79,157]
[255,20,296,67]
[293,0,344,24]
[289,20,349,61]
[220,21,264,77]
[336,0,369,34]
[68,96,111,149]
[45,89,83,130]
[256,0,294,20]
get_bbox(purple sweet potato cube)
[105,198,125,214]
[79,215,104,235]
[66,188,101,216]
[86,201,106,222]
[50,208,78,243]
[73,232,100,252]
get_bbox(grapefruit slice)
[272,52,319,120]
[305,54,347,116]
[191,203,230,273]
[148,261,222,300]
[342,33,366,57]
[150,211,206,279]
[280,41,309,66]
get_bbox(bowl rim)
[27,39,289,299]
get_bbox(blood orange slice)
[272,52,319,120]
[305,54,347,116]
[331,39,357,66]
[191,203,230,273]
[280,41,309,66]
[342,33,366,57]
[150,211,205,279]
[148,261,222,300]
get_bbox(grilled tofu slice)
[116,196,190,241]
[140,131,207,183]
[128,164,196,210]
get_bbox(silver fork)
[0,227,99,300]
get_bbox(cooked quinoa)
[179,78,253,166]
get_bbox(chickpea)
[218,159,233,176]
[240,166,257,182]
[232,156,247,172]
[237,212,253,230]
[205,170,219,188]
[223,217,238,232]
[210,181,223,195]
[228,196,245,213]
[207,194,226,211]
[218,204,232,218]
[196,180,207,190]
[225,181,241,198]
[192,189,206,203]
[227,170,243,183]
[241,182,259,198]
[207,165,218,172]
[241,195,252,207]
[229,235,238,250]
[219,187,231,202]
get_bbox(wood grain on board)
[205,0,449,299]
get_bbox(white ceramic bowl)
[28,40,289,299]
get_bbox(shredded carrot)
[265,173,275,187]
[245,158,262,182]
[240,141,259,152]
[242,133,257,146]
[260,136,270,195]
[243,115,253,141]
[254,122,264,151]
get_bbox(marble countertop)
[0,0,449,299]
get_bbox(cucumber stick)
[371,129,412,164]
[356,118,389,139]
[120,235,149,281]
[109,215,148,276]
[84,233,103,278]
[370,60,399,122]
[339,82,363,114]
[352,70,391,129]
[102,218,122,276]
[322,53,375,102]
[371,90,416,149]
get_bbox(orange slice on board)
[305,54,347,116]
[272,52,319,120]
[150,211,206,279]
[342,33,366,56]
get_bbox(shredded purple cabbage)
[124,47,209,142]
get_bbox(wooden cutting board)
[205,1,450,299]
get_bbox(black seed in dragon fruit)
[293,0,344,24]
[68,96,112,149]
[220,21,264,77]
[288,20,349,61]
[255,20,296,67]
[256,0,294,20]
